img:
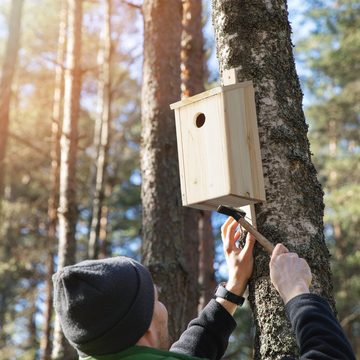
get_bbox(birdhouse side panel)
[223,87,254,199]
[243,85,266,201]
[176,94,231,206]
[224,85,265,202]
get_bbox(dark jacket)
[81,294,355,360]
[285,294,355,359]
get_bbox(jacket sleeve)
[170,299,237,360]
[285,293,356,360]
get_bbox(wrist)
[281,284,310,304]
[215,297,238,316]
[226,279,248,297]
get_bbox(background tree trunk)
[0,1,23,349]
[40,2,67,359]
[198,211,216,311]
[88,0,112,259]
[97,182,112,258]
[26,285,38,355]
[0,0,24,202]
[212,1,335,358]
[52,0,82,358]
[181,0,216,317]
[141,0,189,342]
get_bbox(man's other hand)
[270,243,312,304]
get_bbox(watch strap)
[214,282,245,306]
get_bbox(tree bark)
[211,1,335,358]
[181,0,205,98]
[141,0,189,342]
[40,2,67,360]
[0,0,24,202]
[52,0,82,358]
[88,0,112,259]
[181,0,215,317]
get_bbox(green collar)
[80,345,205,360]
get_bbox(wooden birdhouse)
[170,70,266,211]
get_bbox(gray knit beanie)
[52,257,155,356]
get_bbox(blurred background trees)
[296,0,360,355]
[0,0,358,359]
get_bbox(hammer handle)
[237,217,274,254]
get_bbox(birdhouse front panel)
[171,81,265,211]
[174,93,230,207]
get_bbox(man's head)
[53,256,168,356]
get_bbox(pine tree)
[140,0,190,341]
[88,0,112,259]
[39,1,68,358]
[0,0,24,351]
[52,0,83,358]
[0,0,24,202]
[180,0,216,316]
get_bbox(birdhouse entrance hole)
[195,113,206,128]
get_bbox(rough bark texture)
[40,2,67,359]
[88,0,112,259]
[0,0,24,201]
[181,0,216,317]
[141,0,189,342]
[211,1,335,358]
[52,0,82,358]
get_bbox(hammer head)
[217,205,246,222]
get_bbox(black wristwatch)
[214,282,245,306]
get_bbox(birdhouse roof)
[170,81,253,110]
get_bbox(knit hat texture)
[52,257,155,356]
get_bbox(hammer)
[217,205,274,254]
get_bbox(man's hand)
[220,216,255,297]
[270,243,312,304]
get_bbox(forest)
[0,0,359,359]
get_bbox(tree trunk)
[0,219,13,349]
[88,0,112,259]
[141,0,189,342]
[98,183,112,259]
[0,0,24,202]
[40,2,67,360]
[52,0,82,358]
[181,0,205,98]
[26,285,38,355]
[211,1,335,358]
[181,0,215,317]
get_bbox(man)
[53,217,355,359]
